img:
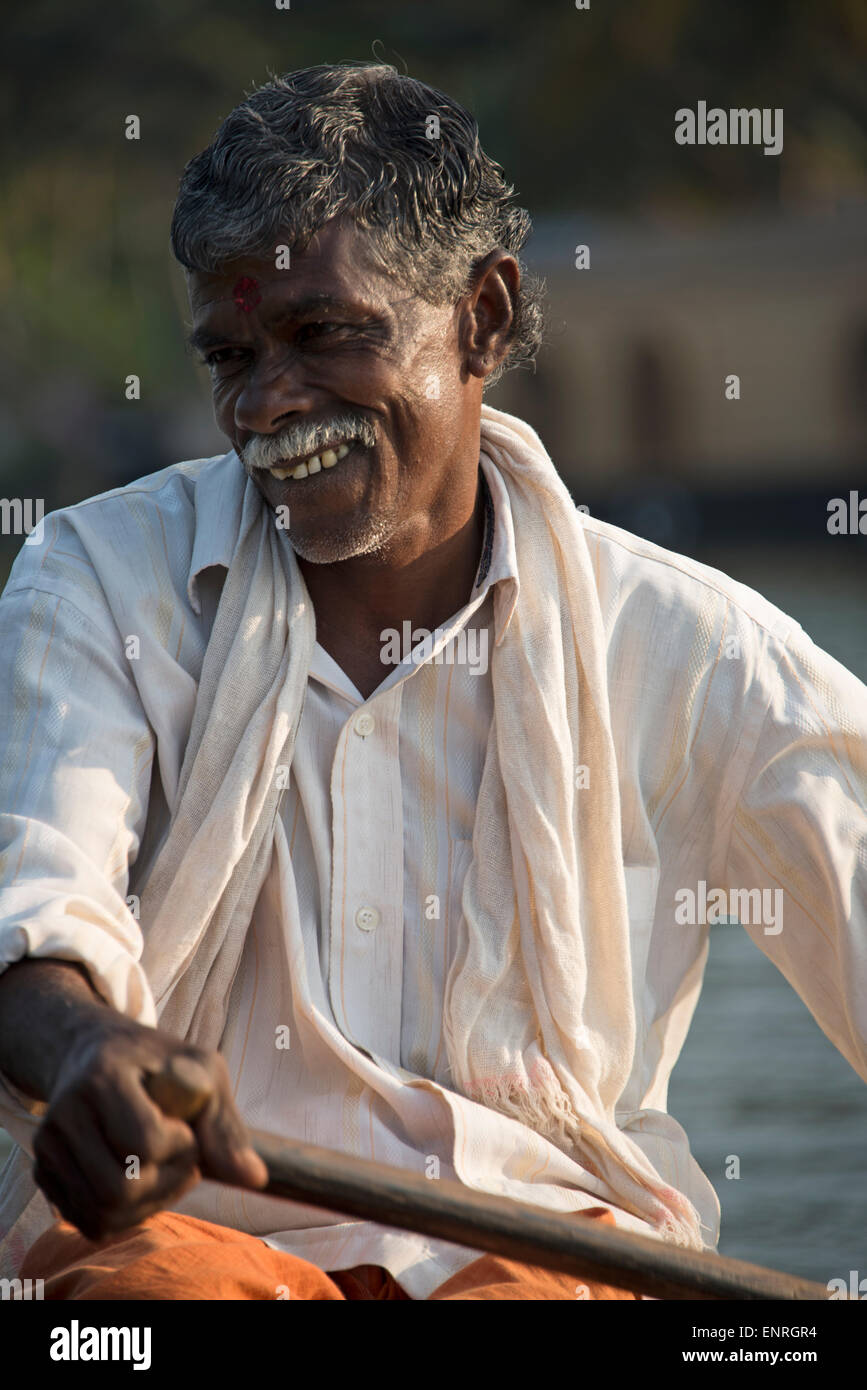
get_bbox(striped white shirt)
[0,444,865,1297]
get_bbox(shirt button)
[355,906,380,932]
[354,712,375,737]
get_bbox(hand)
[32,1016,268,1241]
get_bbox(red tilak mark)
[232,276,261,313]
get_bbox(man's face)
[186,218,484,564]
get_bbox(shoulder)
[2,452,239,625]
[577,511,800,650]
[46,451,233,544]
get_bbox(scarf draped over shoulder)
[0,405,703,1274]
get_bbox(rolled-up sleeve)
[726,624,867,1081]
[0,577,159,1133]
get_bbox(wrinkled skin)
[187,216,519,696]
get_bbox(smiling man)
[187,216,503,699]
[0,62,865,1303]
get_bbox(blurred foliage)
[0,0,864,543]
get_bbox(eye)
[299,321,344,341]
[203,347,248,367]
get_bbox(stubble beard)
[238,414,393,563]
[241,456,400,564]
[286,509,397,564]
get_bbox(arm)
[0,578,266,1239]
[0,958,109,1103]
[725,624,867,1080]
[0,957,266,1240]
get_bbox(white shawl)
[0,404,702,1273]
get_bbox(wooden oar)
[146,1057,830,1301]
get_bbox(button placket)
[328,688,404,1061]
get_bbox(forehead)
[186,218,392,316]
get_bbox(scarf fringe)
[462,1068,704,1249]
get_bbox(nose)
[233,351,317,438]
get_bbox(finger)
[194,1090,268,1188]
[72,1104,195,1214]
[37,1121,205,1241]
[125,1155,203,1219]
[86,1070,200,1169]
[33,1121,113,1241]
[38,1088,202,1238]
[92,1162,203,1237]
[94,1156,205,1236]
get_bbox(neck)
[297,471,487,693]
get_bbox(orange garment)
[21,1207,641,1301]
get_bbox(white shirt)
[0,444,865,1298]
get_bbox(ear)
[460,250,520,380]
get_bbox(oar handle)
[248,1132,832,1302]
[144,1055,212,1121]
[142,1059,833,1301]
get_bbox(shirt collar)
[476,450,519,644]
[185,446,520,645]
[186,450,249,617]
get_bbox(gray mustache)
[242,414,377,469]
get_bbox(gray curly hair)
[170,62,546,389]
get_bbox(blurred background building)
[0,0,864,1283]
[515,207,865,506]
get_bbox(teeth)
[267,439,357,481]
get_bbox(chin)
[289,518,394,565]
